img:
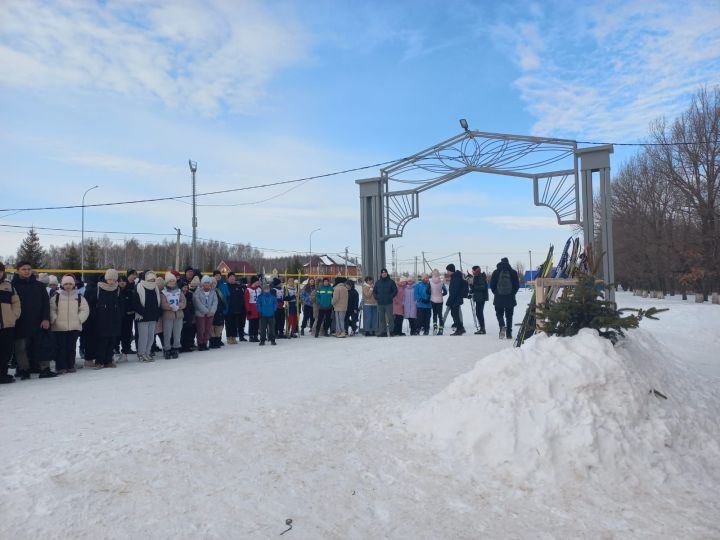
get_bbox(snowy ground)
[1,291,719,539]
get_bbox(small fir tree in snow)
[16,227,45,268]
[538,247,666,343]
[61,243,81,269]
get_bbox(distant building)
[303,254,359,277]
[216,260,257,275]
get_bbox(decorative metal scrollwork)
[378,130,581,239]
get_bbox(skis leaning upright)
[513,244,554,348]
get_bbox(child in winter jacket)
[160,272,186,359]
[414,274,432,335]
[403,279,418,335]
[50,274,90,373]
[256,284,277,345]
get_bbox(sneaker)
[163,350,172,360]
[437,327,444,336]
[259,340,265,346]
[39,368,58,378]
[270,340,277,346]
[118,353,128,363]
[479,328,486,335]
[171,349,179,359]
[239,336,248,342]
[506,329,513,339]
[474,329,484,335]
[300,329,305,336]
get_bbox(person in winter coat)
[284,277,299,338]
[345,280,359,335]
[271,277,286,339]
[403,278,418,335]
[392,279,405,336]
[361,276,377,336]
[256,283,277,346]
[160,272,187,359]
[12,261,55,379]
[445,264,466,336]
[490,257,520,339]
[314,277,334,338]
[180,277,199,352]
[471,265,490,335]
[50,274,90,374]
[193,275,218,351]
[300,278,316,336]
[244,276,261,342]
[210,279,226,349]
[133,271,162,361]
[372,268,397,337]
[414,274,432,336]
[429,269,447,335]
[0,262,21,383]
[331,277,348,338]
[81,274,100,367]
[88,269,124,368]
[224,273,246,344]
[113,275,134,362]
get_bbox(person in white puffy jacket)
[50,274,89,374]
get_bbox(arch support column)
[577,145,614,301]
[356,177,386,280]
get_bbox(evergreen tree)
[538,249,666,343]
[61,243,81,270]
[84,239,100,270]
[16,227,45,268]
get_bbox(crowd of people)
[0,257,519,384]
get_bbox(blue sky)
[1,0,719,274]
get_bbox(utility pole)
[458,252,463,273]
[414,255,418,277]
[174,228,181,271]
[188,160,198,268]
[391,244,396,276]
[345,246,349,277]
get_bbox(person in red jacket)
[244,275,261,342]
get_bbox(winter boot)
[300,328,305,336]
[499,326,506,339]
[171,349,179,359]
[0,374,16,384]
[259,340,266,346]
[270,340,277,345]
[17,369,30,380]
[39,368,58,378]
[506,328,512,339]
[227,337,237,345]
[163,350,172,360]
[437,327,443,336]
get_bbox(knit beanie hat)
[145,271,157,282]
[61,274,75,287]
[38,273,49,285]
[105,268,119,281]
[201,275,213,284]
[48,275,59,285]
[165,272,176,283]
[189,276,200,288]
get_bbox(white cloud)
[490,0,720,141]
[0,0,309,116]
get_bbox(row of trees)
[611,86,719,296]
[6,228,314,275]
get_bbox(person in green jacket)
[314,277,334,338]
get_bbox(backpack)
[496,270,513,296]
[460,278,469,298]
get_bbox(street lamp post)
[308,228,321,275]
[81,185,99,280]
[188,160,198,268]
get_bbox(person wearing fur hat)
[193,275,218,351]
[87,269,124,368]
[133,271,162,362]
[244,275,261,342]
[0,262,22,383]
[160,272,186,359]
[180,276,199,352]
[51,274,90,373]
[46,275,59,297]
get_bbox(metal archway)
[356,129,614,298]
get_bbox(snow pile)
[406,328,720,488]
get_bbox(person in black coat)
[224,273,246,343]
[344,280,360,335]
[372,268,397,337]
[471,265,489,335]
[11,261,55,378]
[87,269,124,367]
[490,257,520,339]
[180,278,198,352]
[115,275,136,359]
[445,264,466,336]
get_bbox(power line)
[577,139,720,146]
[0,158,402,213]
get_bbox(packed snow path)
[1,292,718,539]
